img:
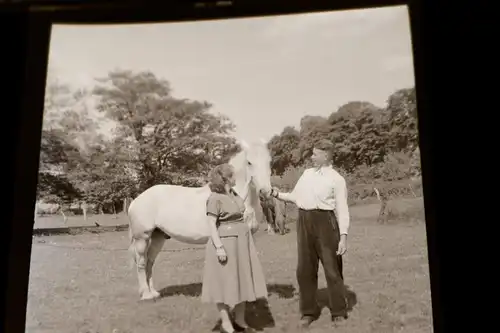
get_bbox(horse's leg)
[264,206,275,235]
[132,232,155,300]
[279,217,286,235]
[146,229,167,299]
[276,212,285,235]
[276,201,286,235]
[271,206,279,233]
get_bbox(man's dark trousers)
[296,208,348,318]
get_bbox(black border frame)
[2,0,468,332]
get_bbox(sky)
[47,5,415,143]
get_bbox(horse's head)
[240,138,272,198]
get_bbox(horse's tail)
[127,201,137,270]
[128,227,137,270]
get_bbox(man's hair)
[314,139,334,156]
[208,164,234,194]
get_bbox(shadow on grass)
[159,283,202,297]
[267,283,296,299]
[160,283,295,331]
[318,285,358,314]
[211,298,276,332]
[160,282,295,299]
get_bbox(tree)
[265,86,422,206]
[37,77,91,204]
[328,101,390,171]
[268,126,300,175]
[37,73,123,212]
[385,87,418,152]
[295,115,331,165]
[65,136,136,212]
[92,70,239,192]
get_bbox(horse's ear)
[240,140,250,150]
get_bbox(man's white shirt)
[278,165,350,235]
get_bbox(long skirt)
[201,222,268,307]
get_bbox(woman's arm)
[207,215,227,262]
[207,215,224,248]
[206,195,224,248]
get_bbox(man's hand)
[270,187,281,198]
[336,234,347,256]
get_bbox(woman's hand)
[216,246,227,263]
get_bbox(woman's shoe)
[219,327,235,333]
[233,322,255,332]
[232,322,246,332]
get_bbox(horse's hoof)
[150,290,161,298]
[140,293,158,301]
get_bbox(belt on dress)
[218,218,247,238]
[299,208,334,212]
[219,217,244,224]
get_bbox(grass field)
[27,198,432,333]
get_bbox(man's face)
[311,148,329,167]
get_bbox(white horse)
[127,140,272,301]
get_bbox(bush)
[271,165,423,206]
[349,178,423,205]
[271,165,305,191]
[384,198,425,223]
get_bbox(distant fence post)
[60,205,68,224]
[374,187,388,224]
[123,197,131,214]
[408,183,417,198]
[34,201,38,224]
[82,202,88,221]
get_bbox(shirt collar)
[314,164,332,175]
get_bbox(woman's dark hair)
[208,164,234,193]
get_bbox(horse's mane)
[229,148,260,213]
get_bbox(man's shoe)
[331,313,348,323]
[300,314,320,328]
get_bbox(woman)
[201,163,268,333]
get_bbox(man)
[270,139,350,328]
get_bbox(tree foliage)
[267,87,419,177]
[92,70,239,192]
[385,87,418,152]
[37,67,420,212]
[267,126,300,175]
